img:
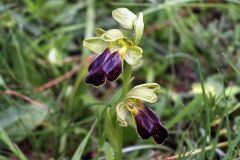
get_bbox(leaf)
[103,142,114,160]
[166,95,203,128]
[0,75,5,87]
[71,105,107,160]
[0,104,48,141]
[0,155,9,160]
[104,108,117,148]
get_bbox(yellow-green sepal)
[83,37,109,54]
[133,83,160,93]
[83,29,125,54]
[100,29,125,42]
[125,83,160,103]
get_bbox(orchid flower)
[116,83,168,144]
[83,28,142,87]
[83,8,144,87]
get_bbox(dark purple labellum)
[142,105,168,144]
[85,67,107,87]
[133,104,168,144]
[152,124,168,144]
[88,49,111,73]
[134,109,153,139]
[103,51,122,81]
[85,48,122,87]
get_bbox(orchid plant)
[83,8,168,159]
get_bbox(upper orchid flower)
[116,83,168,144]
[83,28,143,87]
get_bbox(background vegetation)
[0,0,240,159]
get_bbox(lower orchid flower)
[83,28,143,87]
[116,83,168,144]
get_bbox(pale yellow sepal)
[133,83,160,93]
[100,29,125,42]
[126,83,160,103]
[83,37,109,54]
[83,29,124,54]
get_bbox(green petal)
[126,87,158,103]
[133,83,160,93]
[112,8,137,30]
[133,12,144,44]
[108,41,122,53]
[101,29,125,42]
[83,37,109,54]
[116,102,129,127]
[126,83,160,103]
[124,45,143,66]
[95,28,106,36]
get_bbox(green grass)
[0,0,240,159]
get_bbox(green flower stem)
[113,62,132,160]
[114,125,123,160]
[110,16,141,160]
[122,62,132,98]
[112,28,142,159]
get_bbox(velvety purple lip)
[134,104,168,144]
[85,48,122,87]
[103,51,122,82]
[88,49,111,73]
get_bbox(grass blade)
[0,128,28,160]
[71,119,97,160]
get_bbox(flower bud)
[112,8,137,30]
